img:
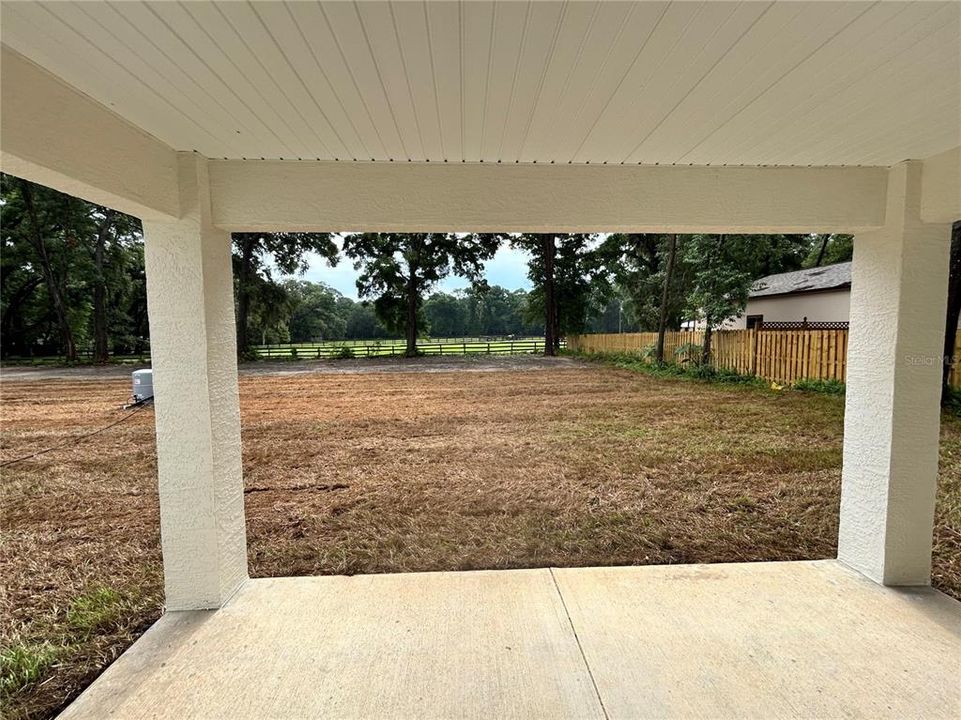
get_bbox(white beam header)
[209,160,889,233]
[0,47,179,220]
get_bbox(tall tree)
[232,232,337,357]
[683,234,757,365]
[91,209,115,363]
[283,280,348,343]
[1,176,148,360]
[541,234,558,354]
[804,233,854,267]
[655,234,679,363]
[594,233,690,333]
[15,179,80,361]
[342,233,499,356]
[89,209,141,362]
[514,234,597,356]
[423,292,467,337]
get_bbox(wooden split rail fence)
[2,337,565,364]
[253,338,562,359]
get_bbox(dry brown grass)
[1,362,959,719]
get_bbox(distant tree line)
[3,174,865,365]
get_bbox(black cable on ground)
[0,398,153,469]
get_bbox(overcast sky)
[293,237,534,300]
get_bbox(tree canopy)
[232,232,337,357]
[341,232,499,356]
[1,175,146,361]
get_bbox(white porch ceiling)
[1,1,959,167]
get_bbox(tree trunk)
[814,234,831,266]
[699,233,727,366]
[942,221,961,402]
[236,237,255,357]
[18,179,77,361]
[542,234,557,357]
[656,234,678,363]
[405,272,419,357]
[0,276,42,356]
[92,210,115,363]
[552,299,561,353]
[702,321,713,367]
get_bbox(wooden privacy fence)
[567,329,852,385]
[568,330,961,387]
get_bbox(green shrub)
[639,343,658,362]
[569,349,765,389]
[687,364,719,379]
[674,342,703,366]
[334,345,355,359]
[942,387,961,416]
[793,378,846,395]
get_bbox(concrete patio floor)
[60,560,960,719]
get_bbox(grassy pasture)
[2,337,557,364]
[1,358,958,719]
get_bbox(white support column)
[838,160,952,586]
[143,153,247,610]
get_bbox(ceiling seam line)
[479,1,497,160]
[422,1,446,161]
[515,0,568,160]
[105,0,280,156]
[743,17,957,163]
[715,3,947,162]
[215,1,331,158]
[352,0,410,160]
[176,0,311,157]
[544,0,601,162]
[781,71,960,165]
[562,2,642,163]
[458,0,465,160]
[80,1,264,156]
[676,0,883,164]
[620,1,777,164]
[386,2,426,159]
[496,0,533,161]
[25,2,237,157]
[602,2,714,163]
[317,2,390,158]
[567,1,671,163]
[249,2,352,158]
[230,0,334,158]
[284,2,370,159]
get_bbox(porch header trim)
[208,159,889,233]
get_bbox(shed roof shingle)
[750,262,851,298]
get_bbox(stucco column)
[837,160,952,586]
[142,153,247,610]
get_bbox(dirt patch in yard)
[2,363,959,719]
